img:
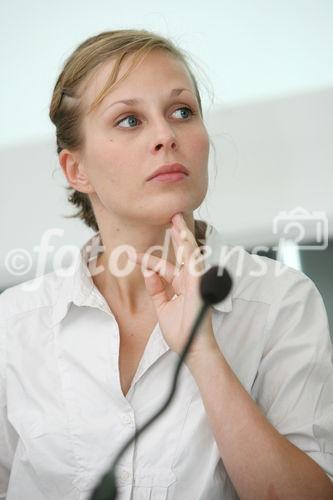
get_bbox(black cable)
[90,265,232,500]
[89,302,209,500]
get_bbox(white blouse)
[1,224,333,500]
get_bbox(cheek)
[190,128,209,163]
[86,145,129,186]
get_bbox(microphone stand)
[89,302,210,500]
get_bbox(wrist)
[185,334,221,370]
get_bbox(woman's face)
[78,49,210,226]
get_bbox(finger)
[173,213,197,246]
[143,271,170,311]
[170,226,186,272]
[161,275,177,301]
[172,214,198,263]
[133,252,177,283]
[172,215,206,276]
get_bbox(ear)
[59,149,94,194]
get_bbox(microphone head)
[200,265,232,305]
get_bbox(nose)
[151,121,178,154]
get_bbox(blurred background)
[1,0,332,338]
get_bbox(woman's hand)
[129,213,217,357]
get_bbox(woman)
[1,29,332,500]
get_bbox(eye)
[116,106,195,128]
[115,115,140,128]
[172,106,195,119]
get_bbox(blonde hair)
[49,29,208,244]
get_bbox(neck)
[90,213,196,313]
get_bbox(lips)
[147,163,189,181]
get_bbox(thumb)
[143,270,169,311]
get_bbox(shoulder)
[228,247,331,350]
[213,243,331,345]
[0,269,69,323]
[210,240,320,311]
[206,225,321,314]
[235,247,318,304]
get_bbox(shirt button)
[122,414,132,425]
[120,469,130,481]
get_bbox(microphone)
[200,265,232,305]
[89,265,232,500]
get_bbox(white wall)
[1,0,333,148]
[201,87,333,247]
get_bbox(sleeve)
[251,272,333,482]
[0,295,19,499]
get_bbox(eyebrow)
[100,88,194,114]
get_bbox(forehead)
[82,49,195,110]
